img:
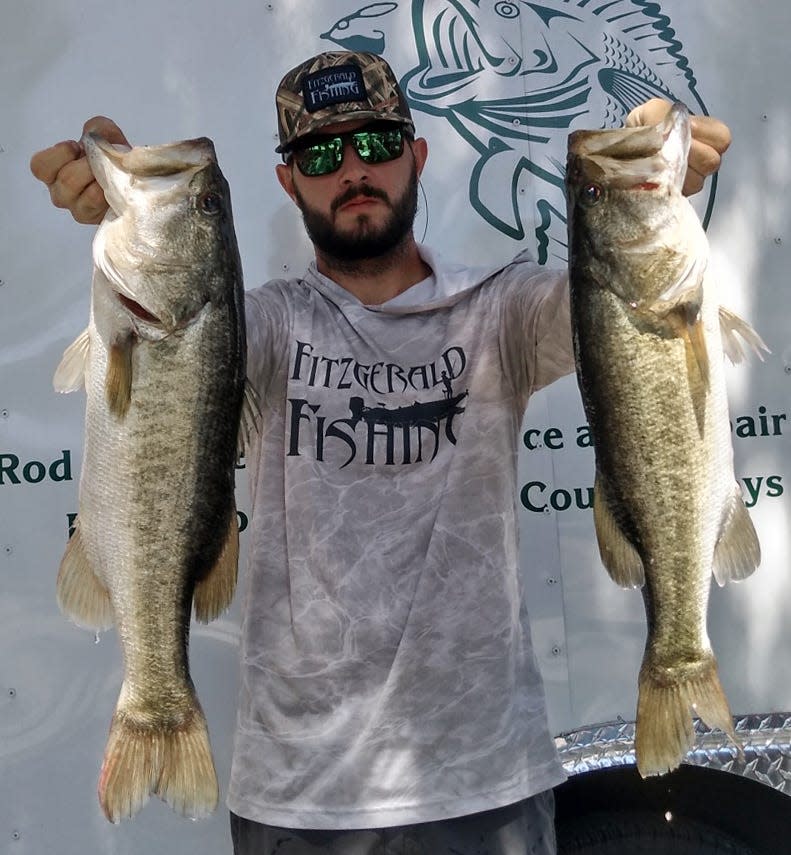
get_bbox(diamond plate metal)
[555,712,791,794]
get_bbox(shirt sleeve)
[495,253,575,401]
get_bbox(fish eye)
[581,184,602,205]
[198,191,222,216]
[495,2,520,18]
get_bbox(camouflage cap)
[275,51,414,153]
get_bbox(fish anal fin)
[193,510,239,623]
[106,336,134,418]
[53,328,91,393]
[99,700,218,822]
[635,654,739,778]
[713,486,761,586]
[592,476,645,588]
[56,519,114,630]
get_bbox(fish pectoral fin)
[712,486,761,586]
[53,328,91,393]
[672,303,710,392]
[193,509,239,623]
[635,653,738,778]
[105,334,135,418]
[652,255,710,389]
[592,477,645,588]
[236,379,262,460]
[718,306,770,364]
[56,518,114,630]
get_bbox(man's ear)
[276,162,298,204]
[410,137,428,179]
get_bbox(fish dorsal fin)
[193,509,239,623]
[56,518,114,630]
[718,306,770,365]
[593,475,645,588]
[236,379,262,460]
[712,486,761,587]
[53,328,91,393]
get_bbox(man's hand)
[626,98,732,197]
[30,116,129,224]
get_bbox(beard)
[293,165,419,267]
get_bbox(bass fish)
[566,103,765,776]
[54,132,254,821]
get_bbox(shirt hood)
[302,245,534,315]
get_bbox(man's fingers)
[47,156,96,208]
[682,167,705,198]
[72,188,109,224]
[625,97,671,129]
[30,139,82,186]
[689,114,732,156]
[30,117,129,224]
[688,136,723,177]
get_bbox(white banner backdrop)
[2,1,789,851]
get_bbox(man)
[31,50,730,855]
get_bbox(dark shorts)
[229,790,556,855]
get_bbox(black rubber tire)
[557,810,762,855]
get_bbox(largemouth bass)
[54,132,251,821]
[565,103,765,777]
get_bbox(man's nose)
[337,141,369,182]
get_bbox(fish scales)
[54,133,249,822]
[565,103,763,777]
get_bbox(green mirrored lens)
[293,128,405,176]
[296,138,343,176]
[352,129,404,164]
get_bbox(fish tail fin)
[193,509,239,623]
[99,699,218,823]
[56,519,114,630]
[635,654,738,778]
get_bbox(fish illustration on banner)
[321,0,713,264]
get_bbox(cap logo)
[302,64,367,113]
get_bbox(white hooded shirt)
[228,246,575,829]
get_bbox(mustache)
[332,184,390,214]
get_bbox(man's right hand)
[30,116,129,225]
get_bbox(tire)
[557,810,762,855]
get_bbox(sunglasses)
[287,126,406,177]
